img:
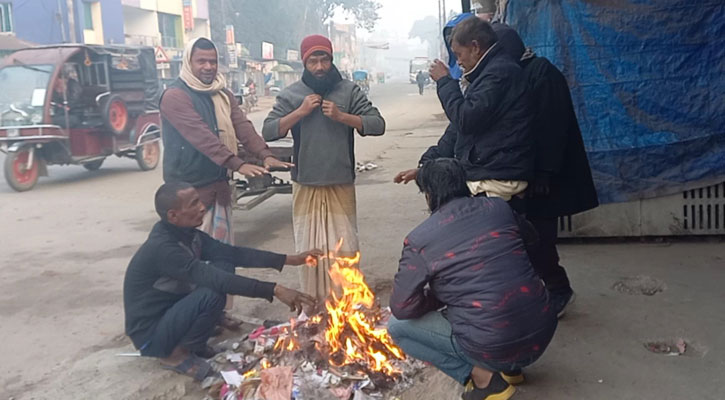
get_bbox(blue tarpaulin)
[504,1,725,203]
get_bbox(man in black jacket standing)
[123,182,318,380]
[492,23,599,317]
[395,18,533,211]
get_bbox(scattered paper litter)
[220,370,243,387]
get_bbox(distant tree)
[316,0,382,31]
[409,16,440,59]
[209,0,381,62]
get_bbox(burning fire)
[308,239,405,376]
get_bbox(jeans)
[388,311,513,385]
[526,217,571,293]
[141,287,226,358]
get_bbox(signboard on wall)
[286,50,299,61]
[227,44,238,69]
[262,42,274,60]
[225,25,235,45]
[182,0,194,31]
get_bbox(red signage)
[183,5,194,31]
[225,25,235,45]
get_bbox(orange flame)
[319,239,405,375]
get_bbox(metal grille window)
[83,2,93,30]
[0,3,13,33]
[158,12,182,48]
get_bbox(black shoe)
[550,289,575,318]
[461,372,515,400]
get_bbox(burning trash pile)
[203,241,426,400]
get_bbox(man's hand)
[321,100,343,121]
[274,285,316,314]
[298,94,322,117]
[285,249,324,266]
[238,163,268,177]
[429,59,450,82]
[263,156,294,170]
[394,168,419,184]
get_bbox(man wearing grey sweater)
[263,34,385,301]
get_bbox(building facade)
[329,22,358,76]
[1,0,124,46]
[121,0,211,81]
[0,0,210,81]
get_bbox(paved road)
[0,80,426,193]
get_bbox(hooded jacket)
[493,23,599,217]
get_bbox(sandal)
[193,344,221,359]
[161,354,214,381]
[219,313,243,331]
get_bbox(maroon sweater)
[160,88,273,207]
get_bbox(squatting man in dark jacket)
[123,182,320,380]
[388,159,557,400]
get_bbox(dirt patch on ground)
[612,275,666,295]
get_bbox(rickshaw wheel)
[4,148,39,192]
[102,95,129,135]
[136,141,160,171]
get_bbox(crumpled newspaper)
[259,367,293,400]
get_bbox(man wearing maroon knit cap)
[263,35,386,301]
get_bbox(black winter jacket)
[390,196,557,364]
[123,221,285,349]
[522,57,599,218]
[421,44,534,182]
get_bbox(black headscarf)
[492,23,526,62]
[302,64,343,95]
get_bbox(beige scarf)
[179,38,237,153]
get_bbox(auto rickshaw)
[352,70,370,95]
[0,44,162,191]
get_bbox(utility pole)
[66,0,77,42]
[438,0,443,58]
[442,0,447,23]
[56,0,67,42]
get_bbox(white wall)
[123,5,159,45]
[189,18,209,41]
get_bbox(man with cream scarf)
[161,38,292,245]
